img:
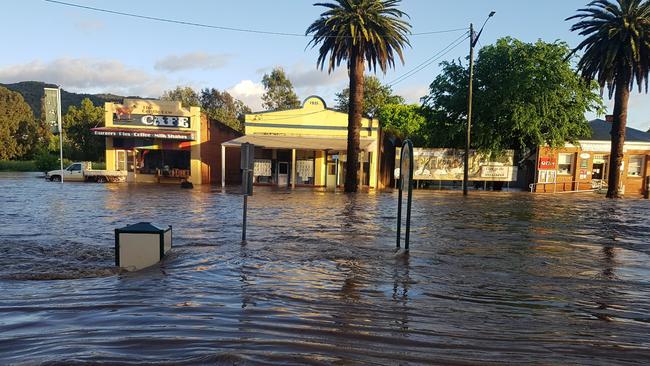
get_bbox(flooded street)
[1,172,650,365]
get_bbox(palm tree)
[306,0,411,192]
[567,0,650,198]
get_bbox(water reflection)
[1,173,650,364]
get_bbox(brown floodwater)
[0,172,649,365]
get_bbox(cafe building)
[533,118,650,196]
[92,99,241,185]
[221,96,383,189]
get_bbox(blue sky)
[1,0,648,130]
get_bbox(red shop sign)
[538,157,556,170]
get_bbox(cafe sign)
[538,156,556,170]
[114,114,191,128]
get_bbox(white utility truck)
[45,162,126,183]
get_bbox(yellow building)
[221,96,381,189]
[93,99,203,184]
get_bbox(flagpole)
[57,87,64,184]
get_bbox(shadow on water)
[1,173,650,364]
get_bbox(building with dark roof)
[533,119,650,196]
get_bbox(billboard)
[396,148,517,181]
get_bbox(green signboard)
[44,88,61,134]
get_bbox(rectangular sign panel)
[397,148,517,181]
[44,88,60,134]
[92,129,194,141]
[538,156,556,170]
[113,114,191,128]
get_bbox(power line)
[44,0,467,38]
[387,32,469,87]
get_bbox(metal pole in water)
[242,194,247,241]
[396,139,414,251]
[57,88,64,184]
[396,175,402,249]
[405,152,413,252]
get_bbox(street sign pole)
[240,143,255,241]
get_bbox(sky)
[0,0,648,130]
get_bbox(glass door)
[116,150,127,171]
[277,162,289,187]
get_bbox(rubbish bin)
[115,222,172,271]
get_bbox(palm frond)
[305,0,412,74]
[568,0,650,96]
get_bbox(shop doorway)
[327,162,337,188]
[592,154,608,180]
[278,162,289,187]
[116,150,127,171]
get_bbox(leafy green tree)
[200,88,251,132]
[307,0,411,192]
[261,67,301,111]
[423,38,603,153]
[63,98,105,161]
[567,0,650,198]
[0,86,38,160]
[34,147,60,172]
[335,75,405,117]
[377,104,429,146]
[161,86,200,108]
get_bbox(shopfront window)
[557,153,574,175]
[627,155,644,177]
[296,159,314,184]
[140,150,190,177]
[254,159,273,183]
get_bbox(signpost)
[44,87,63,184]
[396,140,414,252]
[240,143,255,241]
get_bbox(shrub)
[34,150,60,172]
[0,160,37,171]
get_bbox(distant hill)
[0,81,141,119]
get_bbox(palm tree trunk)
[606,65,631,198]
[345,48,364,193]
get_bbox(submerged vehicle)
[45,162,126,183]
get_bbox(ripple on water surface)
[1,172,650,365]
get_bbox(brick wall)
[200,115,243,185]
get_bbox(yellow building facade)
[221,96,381,189]
[94,99,203,184]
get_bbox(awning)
[91,127,195,141]
[222,135,375,151]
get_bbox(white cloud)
[154,52,232,72]
[286,63,348,89]
[251,62,348,107]
[592,93,650,131]
[227,80,265,111]
[0,58,172,97]
[394,84,429,104]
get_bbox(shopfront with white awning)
[221,96,381,189]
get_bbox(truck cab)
[45,162,86,182]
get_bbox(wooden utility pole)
[463,23,475,196]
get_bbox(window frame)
[627,155,645,177]
[67,163,82,172]
[557,153,574,176]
